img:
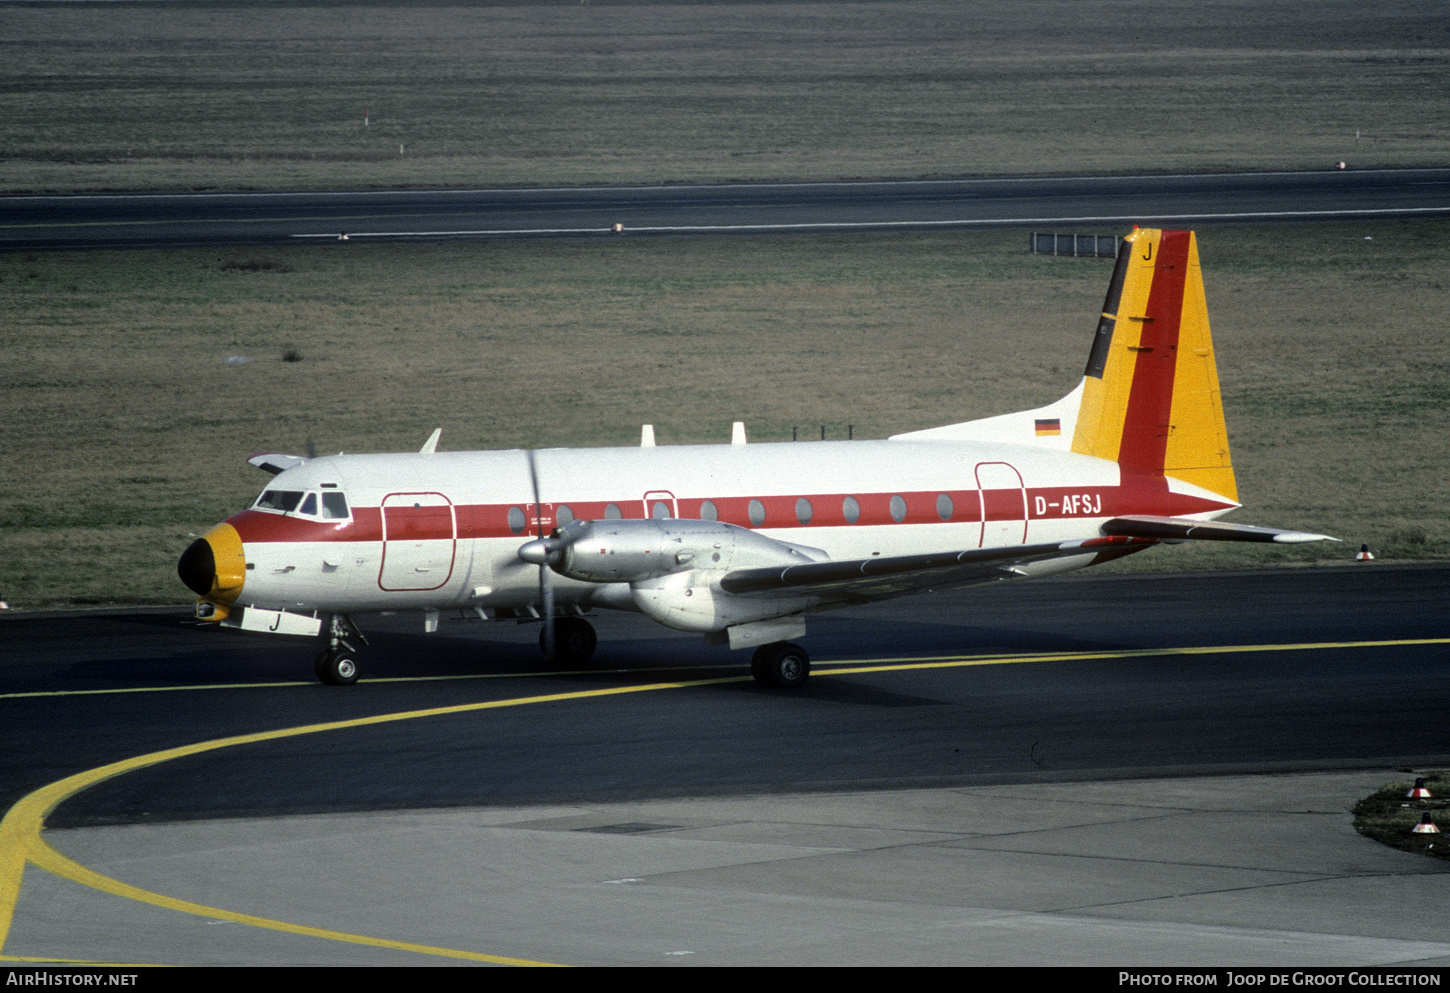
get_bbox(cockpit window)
[253,489,350,521]
[321,492,349,520]
[255,490,304,512]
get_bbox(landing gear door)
[379,492,457,591]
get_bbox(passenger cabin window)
[795,498,813,526]
[748,499,766,527]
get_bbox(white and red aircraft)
[179,228,1333,686]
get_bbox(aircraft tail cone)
[1356,544,1375,561]
[1411,813,1440,835]
[1408,778,1434,799]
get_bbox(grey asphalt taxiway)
[4,169,1449,250]
[2,564,1448,966]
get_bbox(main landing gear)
[542,616,598,666]
[751,641,810,688]
[315,613,368,686]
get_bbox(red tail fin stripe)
[1119,230,1190,474]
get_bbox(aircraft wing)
[717,514,1335,606]
[717,535,1152,604]
[1101,515,1337,544]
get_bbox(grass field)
[1354,772,1449,861]
[1,222,1446,607]
[0,0,1446,192]
[0,0,1446,608]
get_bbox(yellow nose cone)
[204,522,246,603]
[178,522,246,609]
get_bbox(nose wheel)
[314,613,367,685]
[315,649,360,686]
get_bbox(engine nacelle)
[549,518,825,584]
[629,569,814,634]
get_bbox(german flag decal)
[1034,418,1062,436]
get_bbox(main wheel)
[314,649,360,686]
[544,616,598,665]
[750,642,810,688]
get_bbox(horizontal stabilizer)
[1102,515,1337,544]
[247,453,308,476]
[719,535,1154,602]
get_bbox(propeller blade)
[527,449,555,661]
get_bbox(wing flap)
[1102,515,1336,544]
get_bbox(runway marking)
[0,670,587,699]
[1,635,1444,964]
[289,206,1450,241]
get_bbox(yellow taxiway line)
[0,680,734,967]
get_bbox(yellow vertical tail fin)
[1071,229,1237,503]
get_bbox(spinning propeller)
[517,448,583,660]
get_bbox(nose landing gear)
[315,613,368,685]
[315,649,360,685]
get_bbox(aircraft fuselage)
[210,438,1231,620]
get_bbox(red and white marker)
[1412,813,1439,835]
[1356,544,1374,561]
[1407,777,1433,799]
